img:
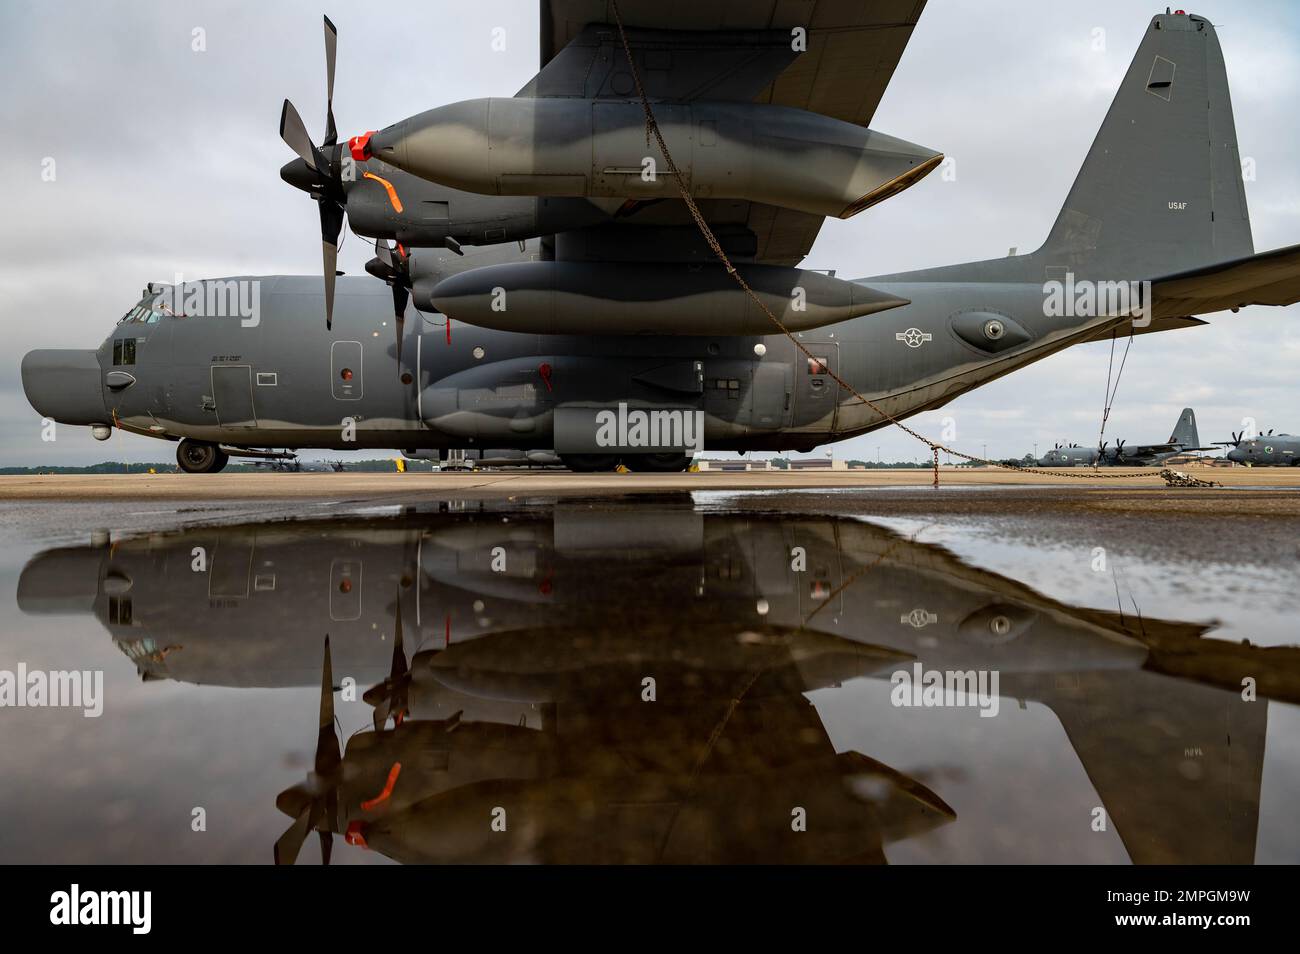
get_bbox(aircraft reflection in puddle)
[19,500,1300,864]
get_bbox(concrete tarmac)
[1,466,1298,503]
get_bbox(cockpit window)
[117,302,167,324]
[112,338,138,366]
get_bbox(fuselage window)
[108,596,133,625]
[807,356,829,375]
[256,372,278,386]
[112,338,137,366]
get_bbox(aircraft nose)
[21,350,109,425]
[17,546,106,615]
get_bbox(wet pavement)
[1,491,1297,863]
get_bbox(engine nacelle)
[366,98,942,220]
[422,261,908,336]
[339,160,610,248]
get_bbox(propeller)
[273,636,343,865]
[364,240,413,375]
[279,16,345,329]
[1114,439,1127,460]
[363,584,413,730]
[1214,431,1246,448]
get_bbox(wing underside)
[535,1,929,266]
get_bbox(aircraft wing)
[532,0,929,265]
[1151,242,1300,318]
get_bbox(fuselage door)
[330,559,362,621]
[790,342,840,434]
[211,365,258,427]
[332,341,364,400]
[749,361,792,430]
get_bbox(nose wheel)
[177,439,230,474]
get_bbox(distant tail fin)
[1040,11,1253,279]
[1169,407,1199,447]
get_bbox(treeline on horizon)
[0,459,438,474]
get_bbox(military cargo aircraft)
[1218,429,1300,466]
[1035,407,1208,467]
[20,6,1300,472]
[19,500,1298,863]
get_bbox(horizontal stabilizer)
[1153,243,1300,317]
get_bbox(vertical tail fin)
[1040,11,1253,279]
[1169,407,1199,447]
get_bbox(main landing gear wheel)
[559,453,621,473]
[177,439,229,474]
[621,452,693,473]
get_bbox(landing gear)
[621,452,693,473]
[176,439,229,474]
[559,453,621,473]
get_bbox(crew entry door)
[211,365,257,427]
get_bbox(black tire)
[622,452,693,473]
[559,453,621,473]
[176,439,229,474]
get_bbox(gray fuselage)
[31,267,1131,456]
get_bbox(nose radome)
[17,546,106,615]
[21,350,109,425]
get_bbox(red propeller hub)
[348,131,376,162]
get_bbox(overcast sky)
[2,0,1297,465]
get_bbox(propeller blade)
[394,286,409,369]
[315,637,341,778]
[273,806,312,866]
[321,243,337,330]
[317,201,343,332]
[319,828,333,866]
[323,16,338,147]
[320,199,346,330]
[393,586,408,679]
[280,99,321,172]
[319,198,345,246]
